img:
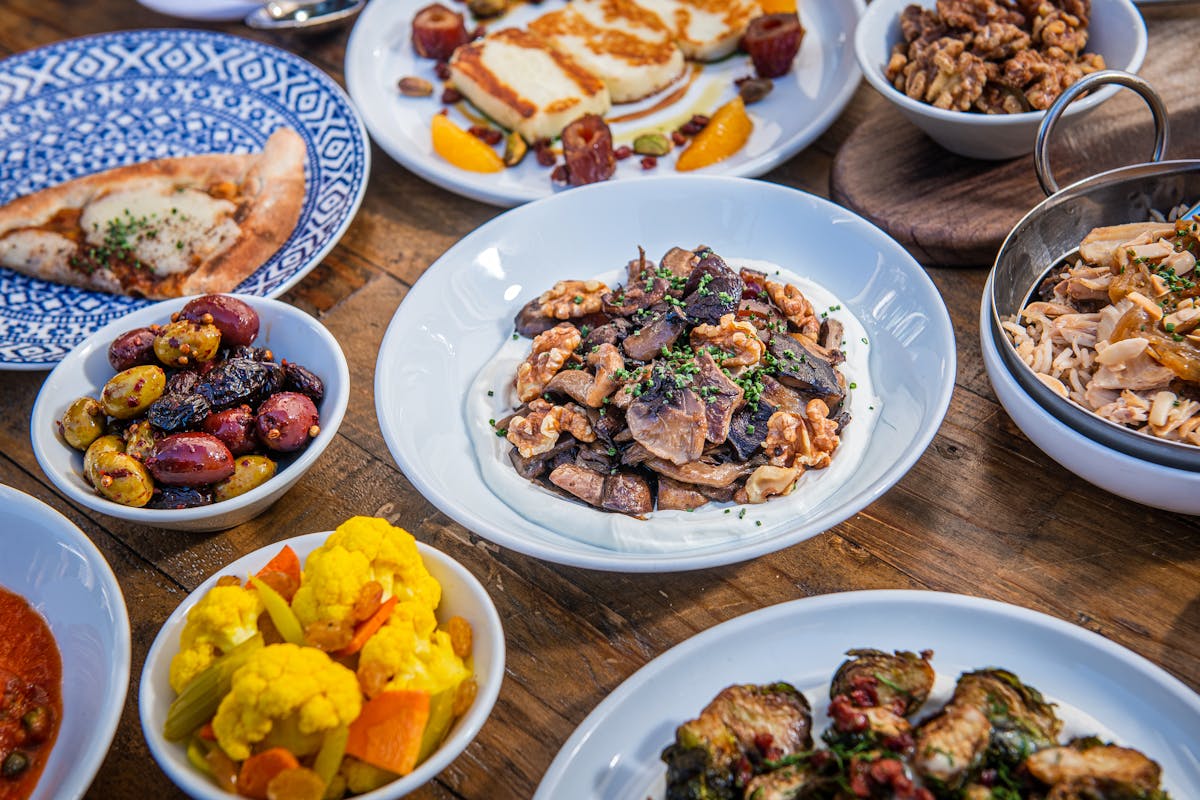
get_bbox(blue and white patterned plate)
[0,29,370,369]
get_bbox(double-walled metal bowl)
[984,159,1200,511]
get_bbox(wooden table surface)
[1,3,1198,799]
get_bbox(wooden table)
[1,3,1198,798]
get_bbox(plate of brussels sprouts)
[534,590,1200,800]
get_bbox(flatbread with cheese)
[0,127,306,299]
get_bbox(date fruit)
[146,432,236,487]
[742,13,804,79]
[562,115,616,187]
[412,3,469,61]
[180,295,260,347]
[256,392,320,453]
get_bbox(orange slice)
[761,0,797,13]
[431,113,505,173]
[675,96,753,172]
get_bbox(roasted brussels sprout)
[663,683,812,800]
[913,703,992,792]
[1025,737,1167,799]
[830,648,935,716]
[953,669,1061,765]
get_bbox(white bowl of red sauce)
[0,484,130,800]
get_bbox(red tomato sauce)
[0,586,62,800]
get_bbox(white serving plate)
[374,176,956,571]
[140,531,505,800]
[30,295,350,532]
[345,0,864,206]
[0,484,131,800]
[0,29,370,369]
[534,589,1200,799]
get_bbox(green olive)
[92,451,154,507]
[123,420,160,462]
[153,320,221,367]
[84,435,125,487]
[100,365,166,419]
[213,455,277,502]
[58,397,106,450]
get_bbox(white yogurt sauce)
[465,258,881,554]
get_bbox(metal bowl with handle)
[987,70,1200,473]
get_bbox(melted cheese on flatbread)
[80,182,240,276]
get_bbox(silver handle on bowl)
[1034,70,1170,196]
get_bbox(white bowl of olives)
[30,295,349,532]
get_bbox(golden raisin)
[447,615,473,658]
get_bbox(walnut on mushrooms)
[506,398,596,458]
[538,279,608,320]
[689,314,765,368]
[761,400,841,471]
[515,323,580,402]
[765,280,821,338]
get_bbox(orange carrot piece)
[345,690,431,776]
[336,596,397,657]
[236,747,300,799]
[198,722,216,741]
[257,545,301,585]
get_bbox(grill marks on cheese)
[450,28,611,142]
[528,0,686,103]
[0,180,243,296]
[634,0,762,61]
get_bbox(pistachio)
[467,0,507,16]
[398,76,434,97]
[503,132,528,167]
[737,77,774,105]
[632,133,671,157]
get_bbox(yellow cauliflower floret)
[291,545,372,627]
[292,517,441,628]
[357,601,470,697]
[168,584,262,693]
[212,643,362,761]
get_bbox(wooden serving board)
[830,7,1200,267]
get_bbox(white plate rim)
[0,483,132,800]
[533,588,1200,799]
[373,174,957,572]
[344,0,866,207]
[0,28,371,371]
[138,530,506,800]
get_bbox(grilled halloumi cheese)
[631,0,763,61]
[528,0,687,104]
[449,28,611,143]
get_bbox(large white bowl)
[0,484,130,800]
[855,0,1147,159]
[375,176,957,571]
[979,274,1200,513]
[30,296,350,532]
[139,531,505,800]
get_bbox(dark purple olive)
[163,369,202,398]
[180,295,260,347]
[198,358,269,410]
[226,345,275,363]
[145,432,235,486]
[261,361,286,399]
[147,393,211,432]
[283,361,325,404]
[146,485,214,510]
[255,392,320,453]
[108,327,158,372]
[201,405,257,455]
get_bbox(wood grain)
[831,7,1200,266]
[0,5,1197,800]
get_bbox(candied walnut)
[971,21,1030,59]
[764,280,820,337]
[506,398,596,458]
[1032,5,1087,54]
[900,4,947,44]
[762,401,840,470]
[689,313,765,367]
[886,43,910,86]
[902,38,987,111]
[936,0,1025,31]
[737,465,802,505]
[1024,56,1084,109]
[538,279,608,320]
[975,82,1029,113]
[515,323,581,402]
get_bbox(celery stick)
[313,725,349,787]
[164,633,263,741]
[250,576,305,645]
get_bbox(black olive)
[225,345,275,363]
[259,361,286,401]
[147,393,211,432]
[2,751,29,778]
[198,358,269,410]
[283,361,325,404]
[146,485,215,510]
[163,369,202,398]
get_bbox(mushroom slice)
[693,352,744,444]
[626,368,706,465]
